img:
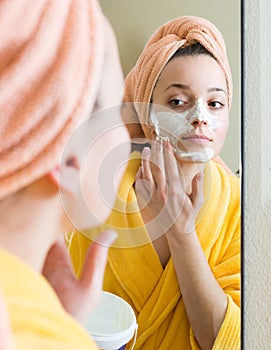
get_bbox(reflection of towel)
[123,16,232,140]
[0,249,96,350]
[0,0,105,199]
[69,153,240,350]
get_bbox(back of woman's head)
[0,0,105,200]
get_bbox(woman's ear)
[147,124,157,140]
[48,155,80,196]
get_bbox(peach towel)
[123,16,232,140]
[0,0,105,199]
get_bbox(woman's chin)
[175,147,214,163]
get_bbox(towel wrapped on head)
[0,0,106,199]
[123,15,233,140]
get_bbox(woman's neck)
[0,178,63,272]
[176,159,206,194]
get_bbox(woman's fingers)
[163,139,180,188]
[151,140,170,194]
[138,139,205,236]
[80,230,118,290]
[135,165,143,181]
[190,172,204,207]
[138,143,167,199]
[185,172,204,233]
[135,164,153,205]
[141,146,153,182]
[150,141,165,189]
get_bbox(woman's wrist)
[166,224,198,246]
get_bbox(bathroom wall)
[100,0,241,173]
[101,1,271,347]
[243,0,271,348]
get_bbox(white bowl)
[84,291,138,350]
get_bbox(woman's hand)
[135,139,204,241]
[136,139,228,350]
[42,230,117,323]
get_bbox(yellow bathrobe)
[0,249,97,350]
[68,151,240,350]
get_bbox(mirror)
[100,0,241,174]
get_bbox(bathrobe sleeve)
[212,178,240,350]
[190,173,241,350]
[0,249,97,350]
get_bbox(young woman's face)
[151,54,229,162]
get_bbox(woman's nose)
[190,117,208,127]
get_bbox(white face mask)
[150,99,221,162]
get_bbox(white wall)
[243,0,271,348]
[100,0,241,173]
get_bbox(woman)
[0,0,129,349]
[69,16,240,350]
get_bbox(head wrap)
[0,0,106,199]
[123,16,233,139]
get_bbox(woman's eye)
[209,101,224,109]
[170,99,185,107]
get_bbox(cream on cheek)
[150,99,221,162]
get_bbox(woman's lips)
[181,134,213,143]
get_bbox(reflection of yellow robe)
[69,151,240,350]
[0,249,97,350]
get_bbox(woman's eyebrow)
[208,87,227,96]
[164,84,228,97]
[164,83,191,92]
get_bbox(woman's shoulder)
[210,159,240,201]
[121,149,142,180]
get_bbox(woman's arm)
[166,228,227,350]
[135,140,235,350]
